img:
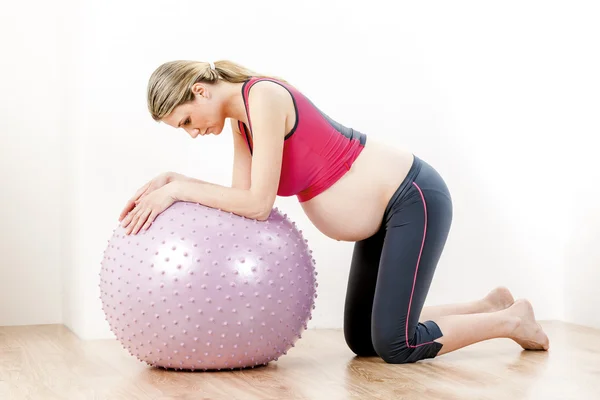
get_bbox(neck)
[217,80,248,124]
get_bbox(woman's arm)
[170,81,286,221]
[166,172,206,184]
[165,121,250,188]
[230,119,252,190]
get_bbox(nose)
[186,128,200,137]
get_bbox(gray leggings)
[343,155,453,363]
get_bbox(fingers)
[122,202,157,235]
[120,176,173,234]
[124,204,143,234]
[119,181,151,221]
[121,201,143,230]
[120,207,136,230]
[119,200,136,221]
[130,208,152,235]
[142,210,158,232]
[134,181,152,199]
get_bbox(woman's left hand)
[120,182,179,235]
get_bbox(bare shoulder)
[247,79,294,112]
[246,80,296,137]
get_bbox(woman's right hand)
[119,172,179,222]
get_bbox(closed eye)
[178,117,191,128]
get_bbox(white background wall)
[2,1,599,338]
[0,1,65,326]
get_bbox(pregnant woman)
[119,60,550,364]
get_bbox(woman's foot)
[483,286,515,312]
[506,299,550,351]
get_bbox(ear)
[191,83,209,98]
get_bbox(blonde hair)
[147,60,285,121]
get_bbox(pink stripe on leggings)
[406,182,435,348]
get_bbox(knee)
[373,332,443,364]
[343,327,377,357]
[372,319,445,364]
[372,335,415,364]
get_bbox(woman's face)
[162,83,226,138]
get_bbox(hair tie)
[209,61,215,70]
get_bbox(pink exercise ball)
[99,201,318,371]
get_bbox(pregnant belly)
[300,139,414,242]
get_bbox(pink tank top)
[238,77,366,202]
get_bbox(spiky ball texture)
[99,202,318,371]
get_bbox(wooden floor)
[1,321,599,400]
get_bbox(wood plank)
[0,321,598,399]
